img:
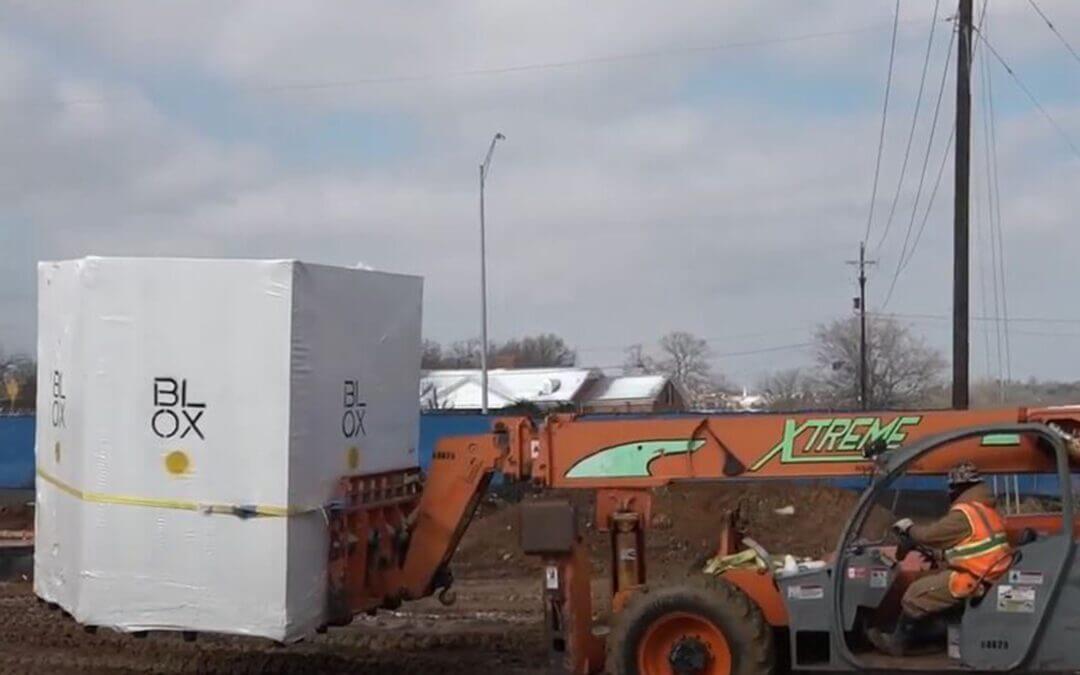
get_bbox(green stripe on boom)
[981,433,1021,447]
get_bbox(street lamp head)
[481,133,505,176]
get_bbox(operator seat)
[1015,527,1039,547]
[967,528,1033,610]
[957,526,1057,670]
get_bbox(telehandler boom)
[386,404,1080,674]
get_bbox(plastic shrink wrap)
[34,257,422,641]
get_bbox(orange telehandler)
[357,403,1080,674]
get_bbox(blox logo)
[152,378,206,439]
[51,370,66,428]
[342,379,367,438]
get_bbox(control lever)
[894,531,937,565]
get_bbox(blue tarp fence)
[0,415,35,489]
[827,474,1064,496]
[416,413,1068,496]
[6,412,689,485]
[418,412,492,470]
[1,411,1071,497]
[0,412,492,487]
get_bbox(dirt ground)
[0,500,33,532]
[0,483,870,674]
[0,578,550,675]
[454,481,887,580]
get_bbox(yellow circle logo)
[165,450,191,476]
[347,446,361,471]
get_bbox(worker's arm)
[907,510,972,549]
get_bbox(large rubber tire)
[607,576,775,675]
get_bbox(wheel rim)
[637,611,732,675]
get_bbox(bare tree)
[495,334,576,368]
[657,331,712,403]
[622,334,719,406]
[443,338,483,369]
[0,347,35,412]
[812,316,945,409]
[971,378,1080,408]
[759,368,816,412]
[422,334,576,370]
[421,339,444,370]
[622,344,657,375]
[419,380,454,410]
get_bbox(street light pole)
[479,132,505,415]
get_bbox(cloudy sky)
[1,1,1079,385]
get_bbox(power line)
[973,130,995,383]
[881,123,955,308]
[880,321,1080,340]
[879,322,1080,341]
[574,326,814,353]
[1027,0,1080,66]
[871,311,1080,325]
[984,63,1006,387]
[0,21,919,107]
[875,0,942,254]
[972,0,997,386]
[974,192,996,382]
[975,25,1080,160]
[261,24,914,91]
[871,312,1080,340]
[863,0,902,245]
[981,10,1013,383]
[880,21,956,309]
[586,342,815,371]
[1000,328,1080,339]
[901,124,956,274]
[711,342,815,358]
[967,0,1012,392]
[975,12,1005,389]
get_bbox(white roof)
[585,375,670,402]
[420,368,598,410]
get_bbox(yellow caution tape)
[36,467,316,518]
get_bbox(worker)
[868,461,1013,657]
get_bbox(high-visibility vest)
[944,501,1013,598]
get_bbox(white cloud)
[1,1,1079,384]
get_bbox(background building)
[419,367,686,413]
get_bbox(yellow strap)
[36,467,316,518]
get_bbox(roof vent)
[538,378,562,396]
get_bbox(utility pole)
[847,242,876,410]
[953,0,973,409]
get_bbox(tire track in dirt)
[0,581,548,675]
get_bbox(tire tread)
[606,575,775,675]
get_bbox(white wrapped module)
[34,257,422,641]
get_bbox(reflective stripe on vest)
[944,501,1012,598]
[944,532,1010,562]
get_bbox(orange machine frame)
[411,405,1080,673]
[324,421,512,620]
[325,405,1080,672]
